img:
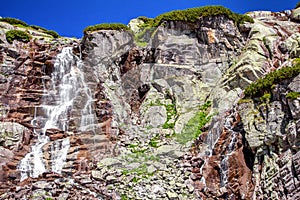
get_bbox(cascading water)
[200,108,239,189]
[18,47,97,182]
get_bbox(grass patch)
[149,136,160,148]
[5,30,31,43]
[175,101,212,144]
[122,151,159,164]
[162,103,177,129]
[148,100,177,129]
[121,194,129,200]
[286,91,300,100]
[83,23,129,34]
[121,163,148,176]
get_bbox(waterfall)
[18,47,96,182]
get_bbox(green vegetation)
[121,163,148,176]
[260,93,271,103]
[30,25,59,38]
[5,30,31,43]
[0,17,28,27]
[137,16,154,25]
[30,25,48,31]
[134,26,155,47]
[296,2,300,8]
[122,151,159,164]
[151,5,253,27]
[83,23,130,34]
[244,61,300,98]
[175,101,212,144]
[121,194,129,200]
[44,30,59,38]
[0,17,60,38]
[133,6,253,47]
[148,100,177,129]
[286,91,300,100]
[149,136,160,148]
[162,103,177,129]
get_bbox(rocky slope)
[0,6,300,200]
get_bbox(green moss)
[286,92,300,100]
[237,98,253,105]
[5,30,31,43]
[244,61,300,98]
[152,5,253,27]
[0,17,29,27]
[83,23,129,34]
[260,93,271,103]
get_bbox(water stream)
[201,108,239,189]
[17,47,96,181]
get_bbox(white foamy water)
[18,47,96,181]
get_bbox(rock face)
[0,6,300,200]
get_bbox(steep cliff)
[0,5,300,200]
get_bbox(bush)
[5,30,31,43]
[244,61,300,98]
[152,5,254,27]
[84,23,129,34]
[137,16,154,24]
[296,2,300,9]
[44,30,59,38]
[286,92,300,100]
[30,25,48,32]
[30,25,59,38]
[0,17,29,27]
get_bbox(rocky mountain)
[0,5,300,200]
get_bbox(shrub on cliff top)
[83,23,130,34]
[5,30,31,44]
[244,61,300,98]
[0,17,29,27]
[152,5,254,27]
[30,25,59,38]
[30,25,48,31]
[44,30,59,38]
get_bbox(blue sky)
[1,0,298,38]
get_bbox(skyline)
[1,0,299,38]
